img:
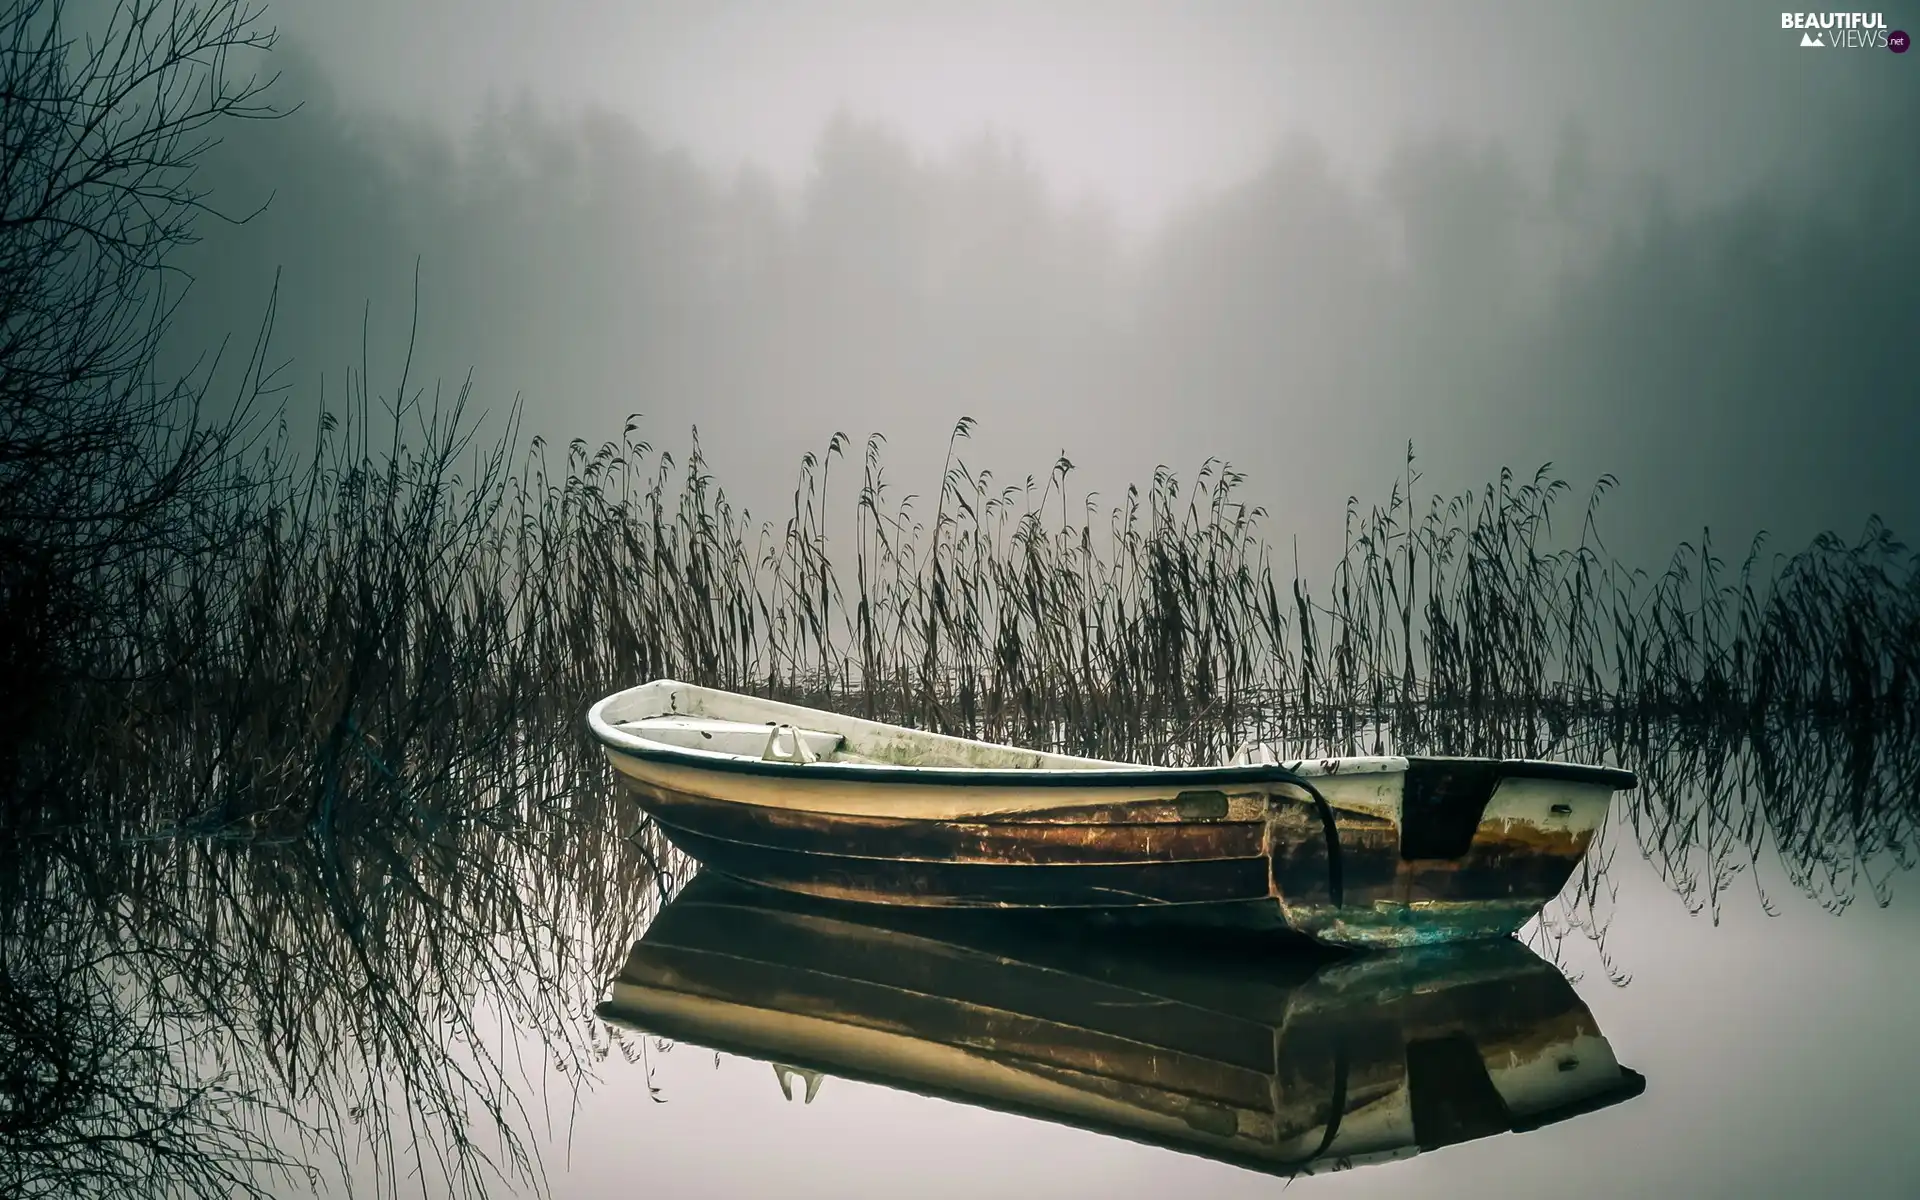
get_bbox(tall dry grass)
[3,377,1915,1196]
[15,389,1910,889]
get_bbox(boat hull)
[604,744,1625,949]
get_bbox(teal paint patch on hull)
[1284,900,1546,950]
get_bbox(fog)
[160,1,1918,567]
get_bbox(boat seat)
[617,716,847,761]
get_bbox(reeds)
[14,394,1911,879]
[2,384,1915,1197]
[293,413,1906,764]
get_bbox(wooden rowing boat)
[597,875,1645,1177]
[588,679,1637,949]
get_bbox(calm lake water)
[292,798,1916,1200]
[12,732,1916,1200]
[508,847,1919,1200]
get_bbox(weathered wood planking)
[590,679,1636,948]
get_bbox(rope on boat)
[1277,767,1344,910]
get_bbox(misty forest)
[1,3,1915,1199]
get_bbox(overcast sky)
[156,1,1918,568]
[273,1,1902,232]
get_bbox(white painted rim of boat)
[584,679,1630,785]
[588,679,1411,780]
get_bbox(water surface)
[7,719,1916,1200]
[548,839,1920,1200]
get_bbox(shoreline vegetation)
[1,3,1913,1196]
[14,361,1916,907]
[4,379,1914,1196]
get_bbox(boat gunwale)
[587,681,1640,793]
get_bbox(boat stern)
[1269,758,1633,950]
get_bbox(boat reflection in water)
[598,874,1646,1177]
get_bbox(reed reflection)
[3,697,1912,1197]
[0,403,1910,1195]
[0,703,667,1199]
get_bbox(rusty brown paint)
[1392,816,1596,904]
[655,820,1277,908]
[1396,848,1589,904]
[616,769,1599,946]
[633,782,1271,866]
[1175,790,1232,820]
[963,793,1272,825]
[1268,800,1397,909]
